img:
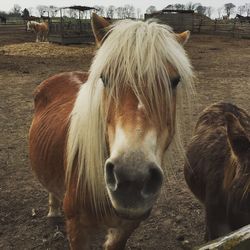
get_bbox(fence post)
[60,8,63,36]
[191,12,194,32]
[198,18,203,33]
[232,18,237,37]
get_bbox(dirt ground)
[0,25,250,250]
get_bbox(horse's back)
[184,102,250,202]
[29,71,88,199]
[41,22,49,32]
[34,22,48,32]
[33,71,86,112]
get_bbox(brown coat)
[184,102,250,240]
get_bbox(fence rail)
[193,19,250,38]
[145,13,250,39]
[195,225,250,250]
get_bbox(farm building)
[48,5,97,44]
[145,9,211,32]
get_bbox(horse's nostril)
[105,161,117,191]
[141,166,163,198]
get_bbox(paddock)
[48,6,97,44]
[145,10,250,39]
[0,25,250,249]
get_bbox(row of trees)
[0,4,141,19]
[94,4,142,19]
[146,3,213,18]
[35,4,141,19]
[1,2,250,20]
[237,3,250,15]
[213,3,250,18]
[147,2,250,19]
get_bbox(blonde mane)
[66,19,195,215]
[27,21,39,29]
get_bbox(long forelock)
[89,19,194,128]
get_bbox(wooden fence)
[145,13,250,39]
[194,19,250,38]
[48,20,95,44]
[195,225,250,250]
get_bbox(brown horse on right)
[184,102,250,241]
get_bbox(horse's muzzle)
[105,158,163,219]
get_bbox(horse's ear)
[91,13,110,46]
[225,113,250,157]
[176,31,190,45]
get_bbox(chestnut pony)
[29,13,194,249]
[184,102,250,241]
[26,20,49,42]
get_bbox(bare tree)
[94,5,105,16]
[185,2,201,11]
[196,5,207,15]
[28,7,33,16]
[174,4,186,10]
[116,7,125,19]
[123,4,135,18]
[11,4,22,16]
[238,5,246,15]
[136,8,141,19]
[106,5,115,18]
[224,3,235,18]
[37,5,48,16]
[217,6,223,19]
[245,3,250,16]
[206,6,213,18]
[146,5,157,14]
[49,6,58,17]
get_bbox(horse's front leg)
[35,32,39,42]
[66,215,95,250]
[41,32,45,42]
[47,192,62,217]
[64,195,96,250]
[104,220,140,250]
[205,207,231,241]
[45,32,48,42]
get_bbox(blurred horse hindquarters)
[184,102,250,241]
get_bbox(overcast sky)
[0,0,247,16]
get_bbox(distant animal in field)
[26,20,49,42]
[29,13,194,249]
[236,14,250,23]
[184,102,250,241]
[0,15,6,24]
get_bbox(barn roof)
[61,5,97,12]
[161,9,194,14]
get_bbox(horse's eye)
[171,76,180,88]
[101,74,108,87]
